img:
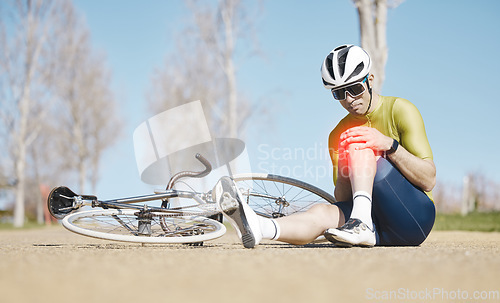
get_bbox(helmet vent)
[338,52,347,77]
[336,46,353,78]
[345,62,365,82]
[326,53,335,80]
[334,45,348,52]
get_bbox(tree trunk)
[10,0,51,227]
[13,81,32,228]
[374,0,388,89]
[221,0,238,139]
[13,148,26,227]
[355,0,389,91]
[13,48,33,228]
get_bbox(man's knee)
[348,145,377,177]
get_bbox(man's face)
[338,80,371,116]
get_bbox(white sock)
[259,217,281,240]
[350,191,373,228]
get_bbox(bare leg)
[274,204,345,245]
[258,144,376,246]
[348,143,377,194]
[215,176,346,248]
[323,144,378,246]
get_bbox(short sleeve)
[393,99,433,160]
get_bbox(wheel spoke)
[233,173,335,218]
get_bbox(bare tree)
[353,0,404,91]
[462,172,500,214]
[433,181,461,213]
[48,1,121,193]
[0,0,121,226]
[0,0,59,227]
[148,0,258,139]
[148,35,228,136]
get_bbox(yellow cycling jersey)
[328,95,433,198]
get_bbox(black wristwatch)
[385,139,399,156]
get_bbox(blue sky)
[72,0,500,200]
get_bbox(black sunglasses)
[331,76,368,101]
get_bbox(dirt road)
[1,226,499,303]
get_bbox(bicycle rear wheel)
[232,173,336,218]
[62,209,226,244]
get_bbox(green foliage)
[434,212,500,232]
[0,221,48,230]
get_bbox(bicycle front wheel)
[232,173,336,218]
[62,209,226,244]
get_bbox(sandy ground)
[1,225,499,303]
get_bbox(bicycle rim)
[232,173,336,218]
[62,209,226,244]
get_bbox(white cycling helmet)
[321,44,372,89]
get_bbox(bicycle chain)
[138,210,220,218]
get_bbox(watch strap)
[385,139,399,156]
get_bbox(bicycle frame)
[52,188,213,220]
[48,153,335,244]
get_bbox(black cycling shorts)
[334,157,436,246]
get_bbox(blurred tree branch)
[148,0,261,140]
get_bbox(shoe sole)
[324,232,353,248]
[324,231,375,248]
[218,187,256,249]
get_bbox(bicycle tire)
[232,173,336,218]
[62,209,226,244]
